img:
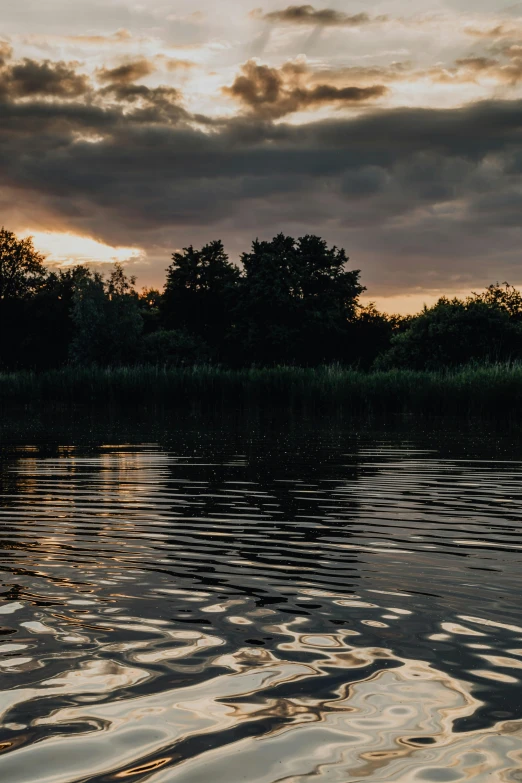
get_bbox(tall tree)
[236,234,364,364]
[162,240,240,358]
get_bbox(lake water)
[1,412,522,783]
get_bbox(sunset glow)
[1,1,522,301]
[23,232,143,268]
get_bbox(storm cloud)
[0,58,90,99]
[97,58,156,84]
[1,55,522,294]
[224,59,387,118]
[252,5,385,27]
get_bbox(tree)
[469,282,522,320]
[0,228,46,300]
[162,240,240,358]
[22,265,94,369]
[0,228,48,369]
[69,269,108,365]
[375,296,522,370]
[236,234,364,365]
[70,264,143,366]
[139,288,163,334]
[141,329,210,366]
[349,303,408,369]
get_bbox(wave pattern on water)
[0,425,522,782]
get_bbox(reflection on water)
[0,413,522,782]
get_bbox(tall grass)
[0,363,521,415]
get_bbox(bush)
[140,330,211,366]
[375,298,522,370]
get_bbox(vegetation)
[2,226,522,408]
[0,364,521,415]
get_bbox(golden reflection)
[3,624,522,783]
[114,756,174,778]
[469,669,519,684]
[3,442,522,782]
[460,615,522,635]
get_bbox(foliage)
[469,282,522,320]
[22,265,94,369]
[139,288,162,333]
[1,226,522,376]
[140,329,210,366]
[235,234,365,364]
[1,363,522,417]
[375,297,522,370]
[162,240,239,358]
[0,228,46,300]
[349,303,409,369]
[70,264,143,366]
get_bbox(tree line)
[1,226,522,372]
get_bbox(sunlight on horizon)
[361,290,475,316]
[22,231,143,268]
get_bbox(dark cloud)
[1,51,522,294]
[97,58,155,84]
[0,58,90,99]
[224,59,387,118]
[251,5,386,27]
[99,83,188,123]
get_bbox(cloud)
[465,22,522,39]
[0,58,90,99]
[68,28,133,45]
[427,53,522,86]
[0,41,13,67]
[163,57,196,72]
[251,5,386,27]
[313,51,522,89]
[1,50,522,294]
[223,59,387,118]
[97,59,156,85]
[99,83,188,123]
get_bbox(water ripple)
[0,417,521,781]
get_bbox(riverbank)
[1,364,521,415]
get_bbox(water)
[1,412,522,783]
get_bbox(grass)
[0,363,521,415]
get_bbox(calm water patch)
[0,413,521,782]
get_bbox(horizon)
[23,232,498,315]
[23,228,505,316]
[2,1,521,306]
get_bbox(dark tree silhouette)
[162,240,240,359]
[1,226,521,373]
[23,266,94,369]
[236,234,365,364]
[0,228,46,301]
[375,297,522,370]
[70,264,143,366]
[0,229,48,369]
[469,283,522,320]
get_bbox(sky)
[1,1,522,313]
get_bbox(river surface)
[0,412,522,783]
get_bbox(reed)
[0,363,521,415]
